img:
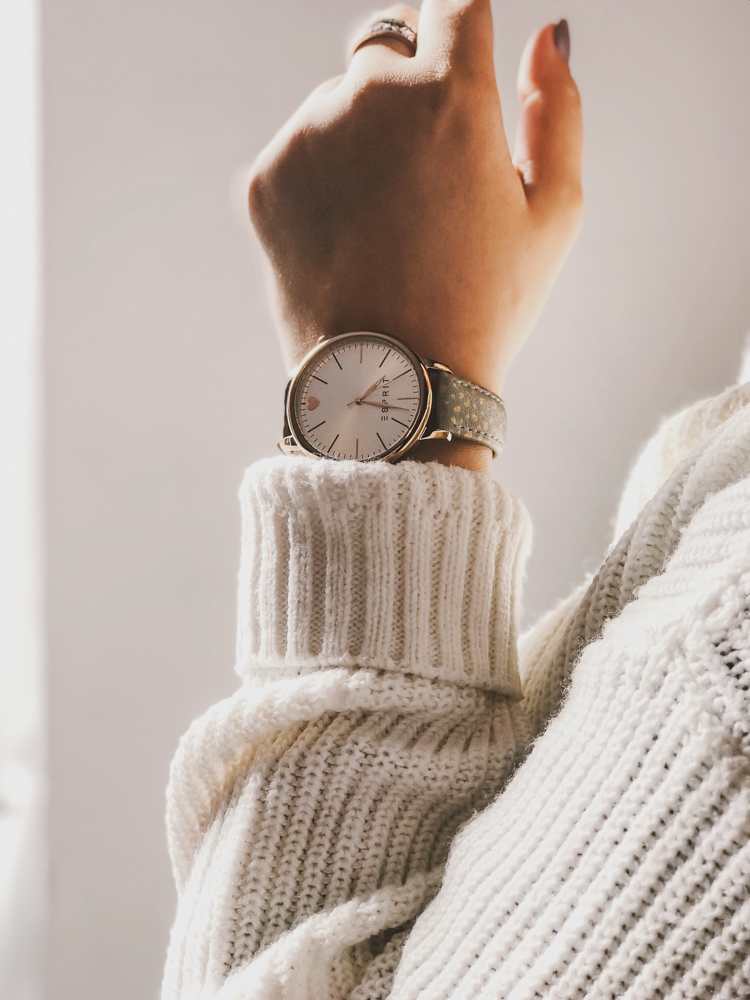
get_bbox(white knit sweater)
[161,375,750,1000]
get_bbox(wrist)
[280,331,504,471]
[404,438,493,474]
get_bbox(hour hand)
[347,376,385,407]
[353,400,410,411]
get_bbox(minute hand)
[347,376,386,407]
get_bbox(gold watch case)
[279,331,453,462]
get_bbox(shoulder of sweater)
[614,380,750,541]
[604,396,750,655]
[520,398,750,741]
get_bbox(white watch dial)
[290,334,426,461]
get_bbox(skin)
[248,0,584,473]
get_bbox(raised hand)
[248,0,583,437]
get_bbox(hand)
[248,2,583,471]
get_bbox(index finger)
[416,0,495,76]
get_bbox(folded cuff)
[236,457,531,696]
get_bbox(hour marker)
[307,396,320,411]
[333,354,343,370]
[397,398,417,401]
[360,344,363,364]
[391,371,408,382]
[355,438,359,460]
[327,434,339,454]
[308,420,326,433]
[312,375,328,385]
[377,432,387,451]
[392,417,410,428]
[379,350,391,368]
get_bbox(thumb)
[514,21,583,229]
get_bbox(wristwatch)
[279,331,506,462]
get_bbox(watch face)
[288,333,429,461]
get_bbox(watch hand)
[347,376,386,407]
[353,400,411,411]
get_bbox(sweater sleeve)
[161,456,531,1000]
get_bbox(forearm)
[162,456,531,999]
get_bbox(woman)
[161,3,750,997]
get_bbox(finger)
[417,0,494,77]
[513,21,584,226]
[347,5,420,72]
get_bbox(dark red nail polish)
[554,19,571,62]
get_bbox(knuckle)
[246,132,307,228]
[350,70,452,123]
[247,162,268,225]
[348,73,391,111]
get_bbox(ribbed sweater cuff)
[235,457,531,696]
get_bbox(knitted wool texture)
[163,460,531,999]
[162,382,750,1000]
[519,381,750,740]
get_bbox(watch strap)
[429,369,507,456]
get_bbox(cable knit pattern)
[518,376,750,733]
[519,383,750,740]
[391,470,750,1000]
[162,378,750,1000]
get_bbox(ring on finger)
[351,18,418,58]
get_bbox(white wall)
[43,2,750,998]
[0,1,44,998]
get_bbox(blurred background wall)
[41,1,750,998]
[1,2,44,999]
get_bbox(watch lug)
[425,361,453,374]
[420,428,453,443]
[278,436,306,456]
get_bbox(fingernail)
[554,19,570,62]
